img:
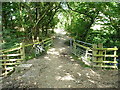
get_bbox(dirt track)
[1,29,118,88]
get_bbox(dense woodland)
[2,2,120,56]
[0,2,120,87]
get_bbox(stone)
[17,64,32,68]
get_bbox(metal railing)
[70,38,118,69]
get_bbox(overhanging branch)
[66,2,93,19]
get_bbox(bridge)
[0,29,118,88]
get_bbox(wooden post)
[5,52,10,76]
[51,38,53,46]
[37,37,39,42]
[104,50,106,69]
[49,39,52,48]
[4,56,7,77]
[73,40,77,55]
[92,44,97,66]
[20,43,25,61]
[98,43,103,67]
[70,38,73,52]
[42,39,44,48]
[32,36,35,42]
[114,46,117,69]
[73,39,75,54]
[85,50,88,60]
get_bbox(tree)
[2,2,60,49]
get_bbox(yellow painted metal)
[74,42,91,50]
[93,48,118,51]
[93,65,117,68]
[0,54,22,57]
[93,55,118,57]
[0,47,21,53]
[0,63,20,65]
[0,59,23,62]
[93,61,117,63]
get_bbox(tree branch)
[32,3,60,29]
[66,2,93,19]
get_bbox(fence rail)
[0,38,53,77]
[71,39,118,69]
[92,44,118,69]
[0,47,21,53]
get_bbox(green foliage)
[63,2,120,47]
[1,2,60,62]
[2,2,60,49]
[1,2,120,59]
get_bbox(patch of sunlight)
[44,56,51,61]
[65,55,68,57]
[54,28,67,35]
[77,72,81,76]
[55,76,61,80]
[81,57,91,66]
[67,85,71,88]
[47,48,60,55]
[47,51,59,55]
[59,65,63,68]
[75,63,79,66]
[12,16,16,20]
[86,73,90,78]
[88,79,95,83]
[70,59,74,61]
[20,27,25,32]
[59,37,67,40]
[98,84,113,88]
[70,56,75,61]
[70,56,72,59]
[90,69,100,77]
[53,56,59,59]
[48,48,56,51]
[57,65,63,69]
[59,47,65,52]
[55,73,75,81]
[91,25,102,30]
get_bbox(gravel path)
[1,29,118,88]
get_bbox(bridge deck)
[1,33,118,88]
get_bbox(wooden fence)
[71,39,118,69]
[0,38,53,77]
[92,44,118,69]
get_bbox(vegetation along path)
[2,29,118,88]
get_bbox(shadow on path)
[1,29,118,88]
